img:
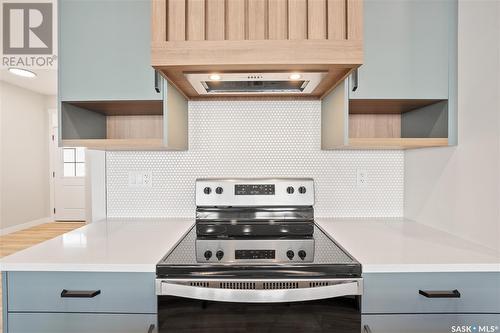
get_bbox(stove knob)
[215,187,223,194]
[204,250,212,260]
[298,186,307,194]
[216,250,224,261]
[286,250,295,260]
[298,250,307,260]
[286,186,295,194]
[203,187,212,195]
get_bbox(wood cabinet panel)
[328,0,346,40]
[308,0,327,39]
[288,0,308,39]
[247,0,267,40]
[226,0,246,40]
[186,0,205,40]
[268,0,288,40]
[205,0,225,40]
[163,0,358,42]
[167,0,186,41]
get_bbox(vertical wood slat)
[226,0,246,40]
[347,0,363,40]
[308,0,327,39]
[327,0,347,40]
[247,0,268,40]
[206,0,225,40]
[167,0,186,41]
[186,0,205,40]
[268,0,287,40]
[152,0,167,42]
[288,0,308,40]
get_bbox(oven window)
[158,296,360,332]
[204,80,307,93]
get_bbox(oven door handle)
[158,281,361,303]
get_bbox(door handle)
[419,289,461,298]
[351,68,359,92]
[147,324,155,333]
[363,325,373,333]
[154,70,162,93]
[60,289,101,298]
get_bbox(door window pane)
[64,163,76,177]
[76,163,85,177]
[63,148,75,163]
[63,148,85,177]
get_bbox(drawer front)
[8,313,157,333]
[363,314,500,333]
[7,272,156,313]
[363,272,500,314]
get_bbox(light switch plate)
[128,171,152,188]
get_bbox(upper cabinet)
[151,0,364,99]
[59,0,187,150]
[350,0,452,100]
[59,0,160,101]
[322,0,457,149]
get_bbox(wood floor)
[0,222,86,332]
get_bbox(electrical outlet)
[356,168,368,187]
[128,171,152,188]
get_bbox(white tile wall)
[106,100,404,218]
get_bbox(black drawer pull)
[419,289,461,298]
[364,325,373,333]
[147,324,155,333]
[61,289,101,298]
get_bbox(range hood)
[185,72,327,95]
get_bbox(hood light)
[289,73,302,80]
[8,67,36,78]
[209,74,221,81]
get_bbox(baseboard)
[0,217,52,236]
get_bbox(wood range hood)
[152,0,363,100]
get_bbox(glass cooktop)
[157,224,361,279]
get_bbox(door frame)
[48,108,57,221]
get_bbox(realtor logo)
[2,2,52,54]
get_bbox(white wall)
[405,1,500,251]
[0,82,52,230]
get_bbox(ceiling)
[0,68,57,96]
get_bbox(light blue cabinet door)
[59,0,161,101]
[8,313,157,333]
[363,314,500,333]
[362,272,500,314]
[350,0,456,99]
[7,272,156,314]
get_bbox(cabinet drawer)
[363,272,500,314]
[363,314,500,333]
[7,272,156,313]
[7,313,157,333]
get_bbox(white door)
[51,127,86,221]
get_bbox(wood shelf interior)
[61,101,164,144]
[348,99,449,147]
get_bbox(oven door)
[157,279,362,333]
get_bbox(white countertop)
[316,218,500,273]
[1,217,498,273]
[0,218,194,272]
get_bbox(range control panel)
[196,178,314,207]
[196,238,315,263]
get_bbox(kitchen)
[0,0,499,332]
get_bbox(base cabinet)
[8,313,157,333]
[363,314,500,333]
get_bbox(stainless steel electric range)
[156,178,362,333]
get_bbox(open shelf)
[322,82,450,150]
